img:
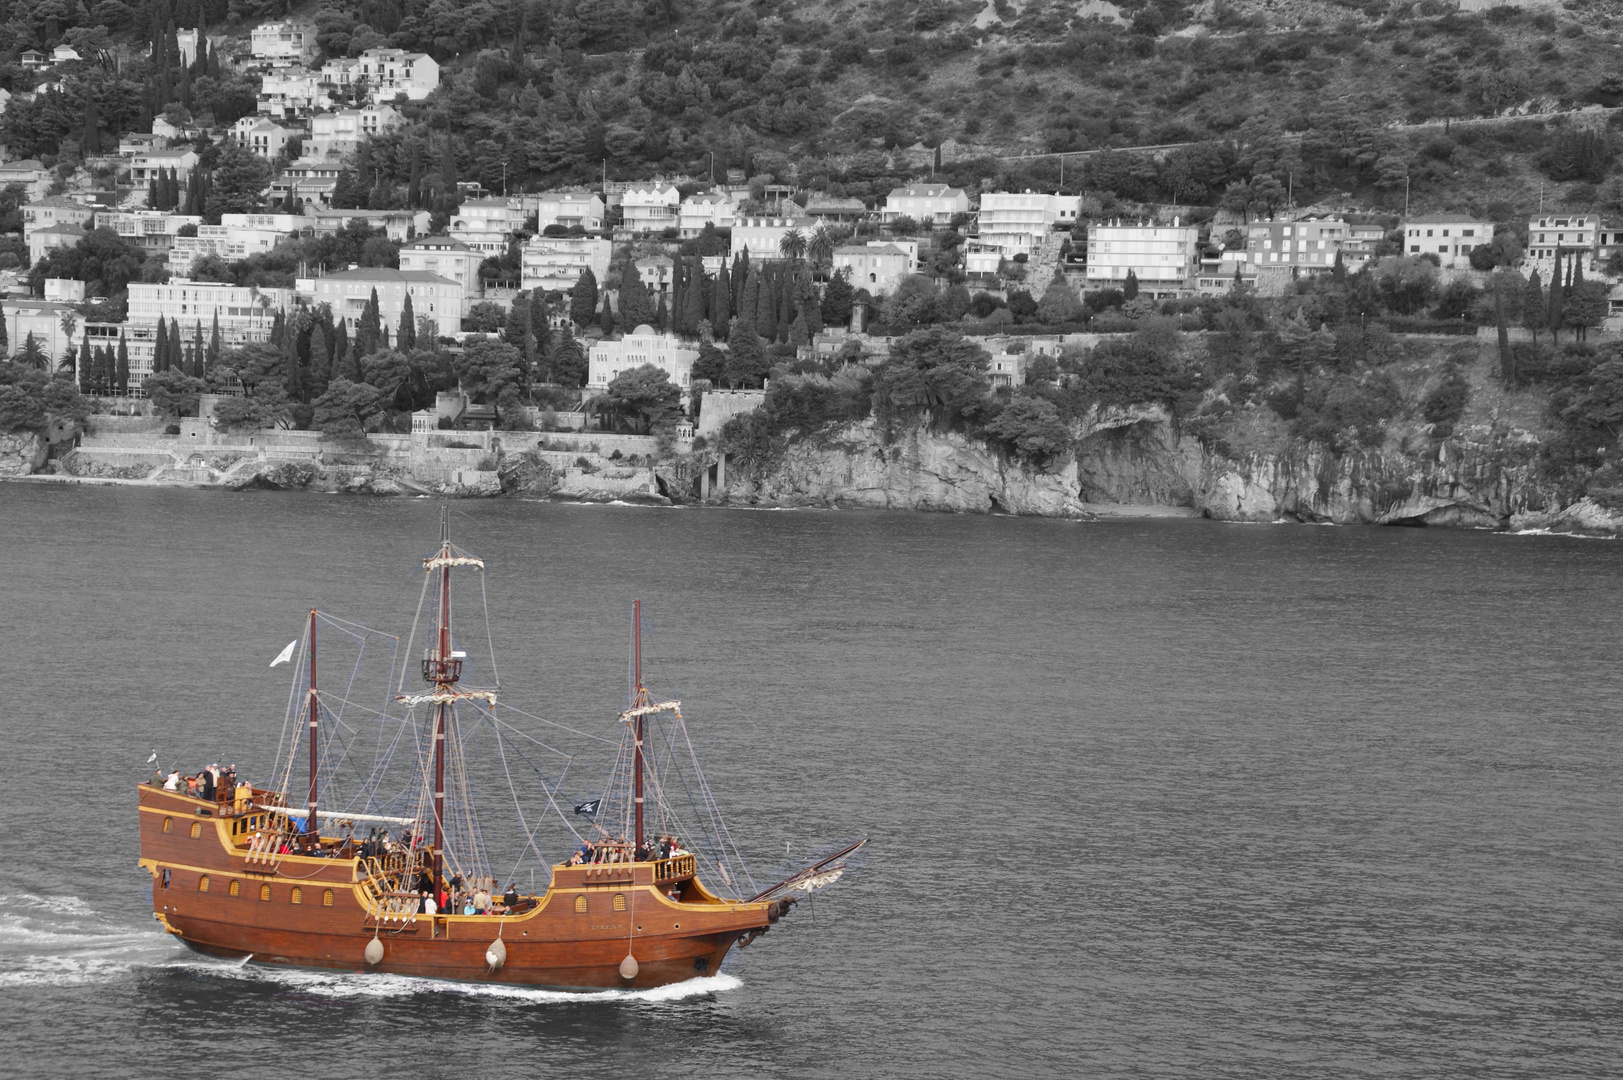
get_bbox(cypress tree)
[398,292,416,352]
[355,288,382,355]
[682,258,707,338]
[78,336,93,394]
[654,292,668,332]
[598,292,615,337]
[207,312,221,370]
[0,298,8,354]
[169,318,183,373]
[670,258,684,333]
[711,262,730,339]
[193,321,205,377]
[1548,253,1564,341]
[117,333,129,393]
[154,317,169,372]
[1523,268,1544,347]
[570,268,599,327]
[270,309,285,347]
[331,319,348,377]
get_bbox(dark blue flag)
[574,799,600,817]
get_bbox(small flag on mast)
[270,640,298,667]
[573,799,601,817]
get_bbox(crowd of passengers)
[567,834,688,866]
[406,869,523,917]
[157,764,249,806]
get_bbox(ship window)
[323,889,334,907]
[198,875,210,892]
[161,868,170,889]
[190,822,202,839]
[229,880,240,897]
[162,817,173,833]
[291,887,303,905]
[574,895,588,913]
[613,893,627,912]
[259,883,272,902]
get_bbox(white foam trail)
[184,959,743,1003]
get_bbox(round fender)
[486,938,507,971]
[364,936,384,965]
[619,953,639,980]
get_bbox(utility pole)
[1404,175,1410,218]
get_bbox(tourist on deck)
[503,883,519,910]
[473,885,491,914]
[200,769,215,801]
[163,770,181,791]
[424,892,437,916]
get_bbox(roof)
[402,235,476,252]
[806,196,867,211]
[314,268,460,285]
[306,207,416,218]
[630,323,656,335]
[887,184,965,199]
[0,159,45,172]
[34,222,86,236]
[27,196,88,209]
[1405,213,1488,224]
[836,243,907,257]
[682,193,733,206]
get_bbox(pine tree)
[617,252,653,327]
[0,299,9,355]
[398,292,416,352]
[193,321,205,377]
[355,288,382,355]
[154,317,169,372]
[1124,269,1139,300]
[169,318,184,373]
[681,258,707,338]
[116,334,129,393]
[270,309,285,348]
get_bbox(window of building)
[190,821,202,838]
[613,894,627,912]
[323,889,334,907]
[259,883,272,901]
[162,816,173,833]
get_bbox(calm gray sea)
[0,485,1619,1078]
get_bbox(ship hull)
[139,785,771,992]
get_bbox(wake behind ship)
[137,513,859,990]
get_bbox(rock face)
[226,462,318,491]
[0,431,47,477]
[726,420,1086,515]
[722,411,1615,532]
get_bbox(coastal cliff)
[716,410,1623,535]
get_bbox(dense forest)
[0,0,1619,221]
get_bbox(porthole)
[673,922,680,929]
[259,883,271,902]
[574,895,588,913]
[229,879,241,897]
[613,893,627,912]
[322,889,334,907]
[162,817,173,833]
[291,887,303,905]
[190,822,202,839]
[198,875,210,893]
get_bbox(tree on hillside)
[205,145,272,221]
[312,378,382,439]
[1523,268,1545,347]
[872,327,992,433]
[821,269,854,329]
[617,255,654,328]
[596,364,682,434]
[397,292,417,352]
[723,319,769,388]
[570,268,599,327]
[1036,269,1084,325]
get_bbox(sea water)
[0,485,1619,1077]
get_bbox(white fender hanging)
[364,936,384,965]
[619,953,639,980]
[485,937,507,971]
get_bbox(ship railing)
[653,854,696,883]
[356,860,421,926]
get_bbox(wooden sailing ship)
[136,516,859,990]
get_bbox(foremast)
[619,600,682,855]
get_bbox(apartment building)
[22,196,95,240]
[977,192,1081,255]
[881,184,969,227]
[1084,220,1201,295]
[525,191,605,233]
[1526,213,1599,274]
[399,235,484,312]
[1235,215,1348,275]
[678,192,737,238]
[302,207,429,242]
[730,213,812,261]
[521,235,612,293]
[619,182,681,234]
[587,327,698,405]
[258,72,331,118]
[320,49,440,104]
[250,21,317,63]
[296,268,463,338]
[305,105,401,159]
[169,224,289,276]
[230,117,295,159]
[1402,214,1490,270]
[0,159,50,201]
[126,281,293,353]
[449,198,526,255]
[129,148,199,185]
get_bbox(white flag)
[270,640,298,667]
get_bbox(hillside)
[2,0,1622,224]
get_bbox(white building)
[258,72,331,118]
[0,159,49,202]
[306,105,401,159]
[525,191,605,233]
[230,117,294,160]
[450,198,525,255]
[169,223,289,276]
[399,235,484,312]
[295,268,462,339]
[977,192,1081,255]
[619,182,681,234]
[126,281,293,368]
[4,299,83,363]
[1526,212,1599,275]
[320,49,440,104]
[22,196,95,240]
[731,213,812,262]
[521,235,612,293]
[678,192,737,238]
[588,325,698,404]
[302,207,429,242]
[1234,216,1349,278]
[1084,220,1201,295]
[1402,214,1491,270]
[250,21,317,63]
[832,243,912,294]
[100,211,202,253]
[129,148,199,186]
[881,183,969,228]
[29,223,85,265]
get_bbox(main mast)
[633,599,645,851]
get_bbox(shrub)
[1421,368,1470,438]
[163,423,181,435]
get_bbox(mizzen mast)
[306,607,319,840]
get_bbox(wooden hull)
[138,785,774,991]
